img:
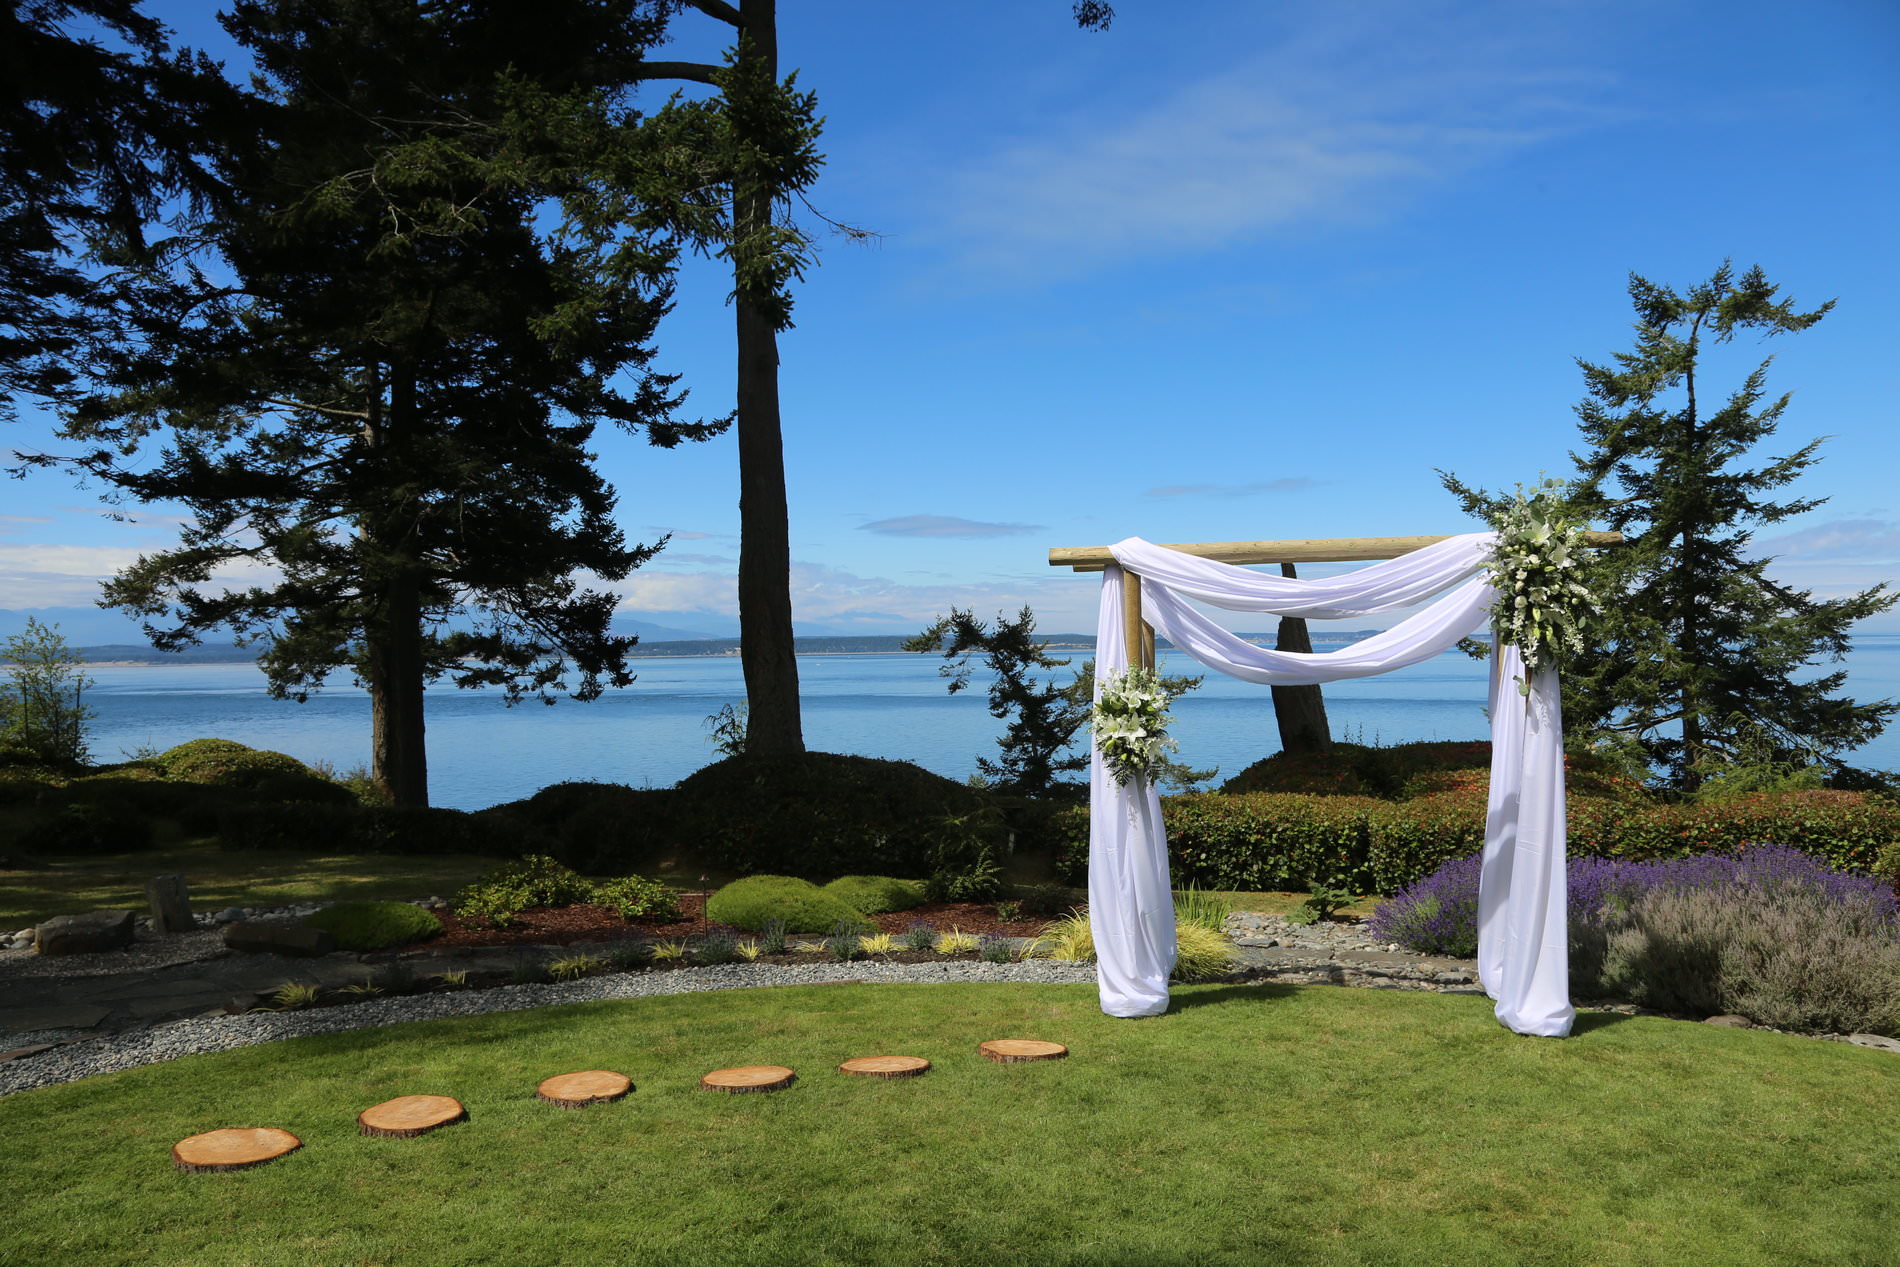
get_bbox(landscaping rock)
[145,875,195,935]
[1838,1033,1900,1055]
[222,921,336,957]
[34,910,137,956]
[1704,1015,1753,1028]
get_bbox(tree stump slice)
[172,1127,301,1173]
[979,1039,1068,1063]
[537,1070,633,1108]
[357,1094,466,1138]
[700,1065,796,1094]
[838,1055,930,1079]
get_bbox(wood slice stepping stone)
[838,1055,930,1079]
[172,1127,301,1173]
[357,1094,467,1138]
[700,1064,796,1094]
[537,1070,633,1108]
[979,1039,1069,1064]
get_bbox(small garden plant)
[302,899,441,951]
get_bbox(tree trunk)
[365,362,430,807]
[1270,563,1331,755]
[730,0,803,756]
[366,572,429,808]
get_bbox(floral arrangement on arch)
[1486,480,1601,691]
[1091,665,1179,786]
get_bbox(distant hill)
[64,627,1405,664]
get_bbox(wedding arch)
[1049,529,1619,1039]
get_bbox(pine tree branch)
[680,0,744,25]
[631,60,723,85]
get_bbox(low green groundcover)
[705,874,869,933]
[0,985,1895,1266]
[302,899,441,952]
[821,874,926,915]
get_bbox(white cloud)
[930,8,1619,283]
[860,514,1046,538]
[611,557,1102,633]
[0,543,279,606]
[1758,519,1900,562]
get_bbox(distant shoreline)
[74,630,1401,666]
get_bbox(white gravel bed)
[0,927,233,981]
[0,958,1099,1098]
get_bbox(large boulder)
[223,920,336,957]
[35,909,137,956]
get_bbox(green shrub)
[351,805,524,857]
[822,875,926,915]
[593,874,681,921]
[672,752,997,878]
[215,802,359,852]
[250,772,357,807]
[477,781,680,873]
[704,874,870,934]
[155,738,313,788]
[1222,740,1651,803]
[303,900,442,952]
[453,854,595,929]
[1597,882,1900,1034]
[16,800,156,854]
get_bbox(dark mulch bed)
[422,892,1061,951]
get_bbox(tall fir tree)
[1446,263,1895,788]
[614,0,1116,759]
[33,0,723,805]
[0,0,228,421]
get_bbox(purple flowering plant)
[1369,843,1899,961]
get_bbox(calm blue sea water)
[75,637,1900,811]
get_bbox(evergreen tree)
[1445,263,1895,788]
[32,0,723,806]
[619,1,1115,758]
[0,618,95,765]
[0,0,227,420]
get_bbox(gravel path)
[0,958,1099,1098]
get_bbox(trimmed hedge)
[1221,740,1651,803]
[1053,787,1900,894]
[671,753,998,879]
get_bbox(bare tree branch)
[631,60,722,86]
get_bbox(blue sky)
[4,0,1897,640]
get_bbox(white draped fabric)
[1091,533,1574,1037]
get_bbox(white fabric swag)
[1089,532,1574,1038]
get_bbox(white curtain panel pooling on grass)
[1091,534,1574,1038]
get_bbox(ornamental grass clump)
[1034,911,1236,982]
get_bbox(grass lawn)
[0,843,503,928]
[1,982,1893,1266]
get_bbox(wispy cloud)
[1759,519,1900,562]
[0,543,279,607]
[860,515,1046,538]
[1146,478,1323,499]
[612,558,1101,633]
[930,7,1621,283]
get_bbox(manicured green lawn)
[0,843,502,927]
[2,982,1893,1266]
